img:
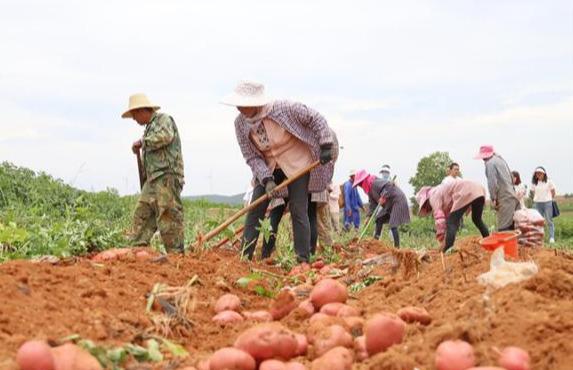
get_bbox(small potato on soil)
[397,306,432,325]
[209,347,256,370]
[311,325,353,358]
[311,346,354,370]
[215,294,241,313]
[498,346,531,370]
[270,290,298,320]
[234,323,299,361]
[343,317,364,336]
[298,299,316,317]
[319,303,345,316]
[17,340,55,370]
[435,340,476,370]
[310,279,347,309]
[294,334,308,356]
[259,359,287,370]
[243,310,273,322]
[212,310,244,325]
[365,313,406,355]
[353,336,368,361]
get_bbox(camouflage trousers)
[130,174,185,252]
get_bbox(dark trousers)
[444,196,489,251]
[262,196,318,259]
[374,214,400,247]
[242,169,311,262]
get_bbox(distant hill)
[184,193,245,206]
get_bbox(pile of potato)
[203,275,530,370]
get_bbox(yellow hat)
[121,93,160,118]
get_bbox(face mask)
[380,172,390,181]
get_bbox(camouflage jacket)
[142,112,184,182]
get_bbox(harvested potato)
[270,290,298,320]
[259,359,287,370]
[311,346,354,370]
[397,306,432,325]
[311,325,353,358]
[209,347,256,370]
[295,334,308,356]
[498,346,531,370]
[17,340,55,370]
[234,323,299,361]
[365,313,406,355]
[309,313,332,325]
[215,294,241,313]
[310,279,347,309]
[298,300,316,317]
[242,310,273,322]
[343,317,364,336]
[319,303,346,316]
[212,310,244,325]
[435,340,476,370]
[336,305,360,318]
[353,336,368,362]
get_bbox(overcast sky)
[1,0,572,199]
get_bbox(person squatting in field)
[352,169,410,247]
[475,145,519,231]
[222,81,337,263]
[122,94,185,253]
[416,180,490,252]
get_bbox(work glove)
[262,177,277,196]
[319,143,333,164]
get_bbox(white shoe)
[549,238,555,244]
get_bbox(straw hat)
[415,186,433,216]
[352,169,369,188]
[221,81,272,107]
[122,93,160,118]
[474,145,495,160]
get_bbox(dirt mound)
[1,238,572,369]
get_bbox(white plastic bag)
[477,248,539,289]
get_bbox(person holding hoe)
[122,93,185,253]
[353,169,410,247]
[416,180,490,252]
[222,81,337,263]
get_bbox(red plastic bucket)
[479,231,519,258]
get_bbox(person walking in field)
[416,180,490,252]
[531,166,557,243]
[222,81,337,263]
[343,170,363,231]
[353,169,410,247]
[512,171,527,209]
[122,93,185,253]
[475,145,519,231]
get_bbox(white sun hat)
[221,81,272,107]
[121,93,160,118]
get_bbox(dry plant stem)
[440,252,446,272]
[459,252,468,283]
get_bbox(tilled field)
[1,238,572,369]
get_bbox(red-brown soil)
[1,238,572,369]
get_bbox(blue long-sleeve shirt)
[343,180,363,212]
